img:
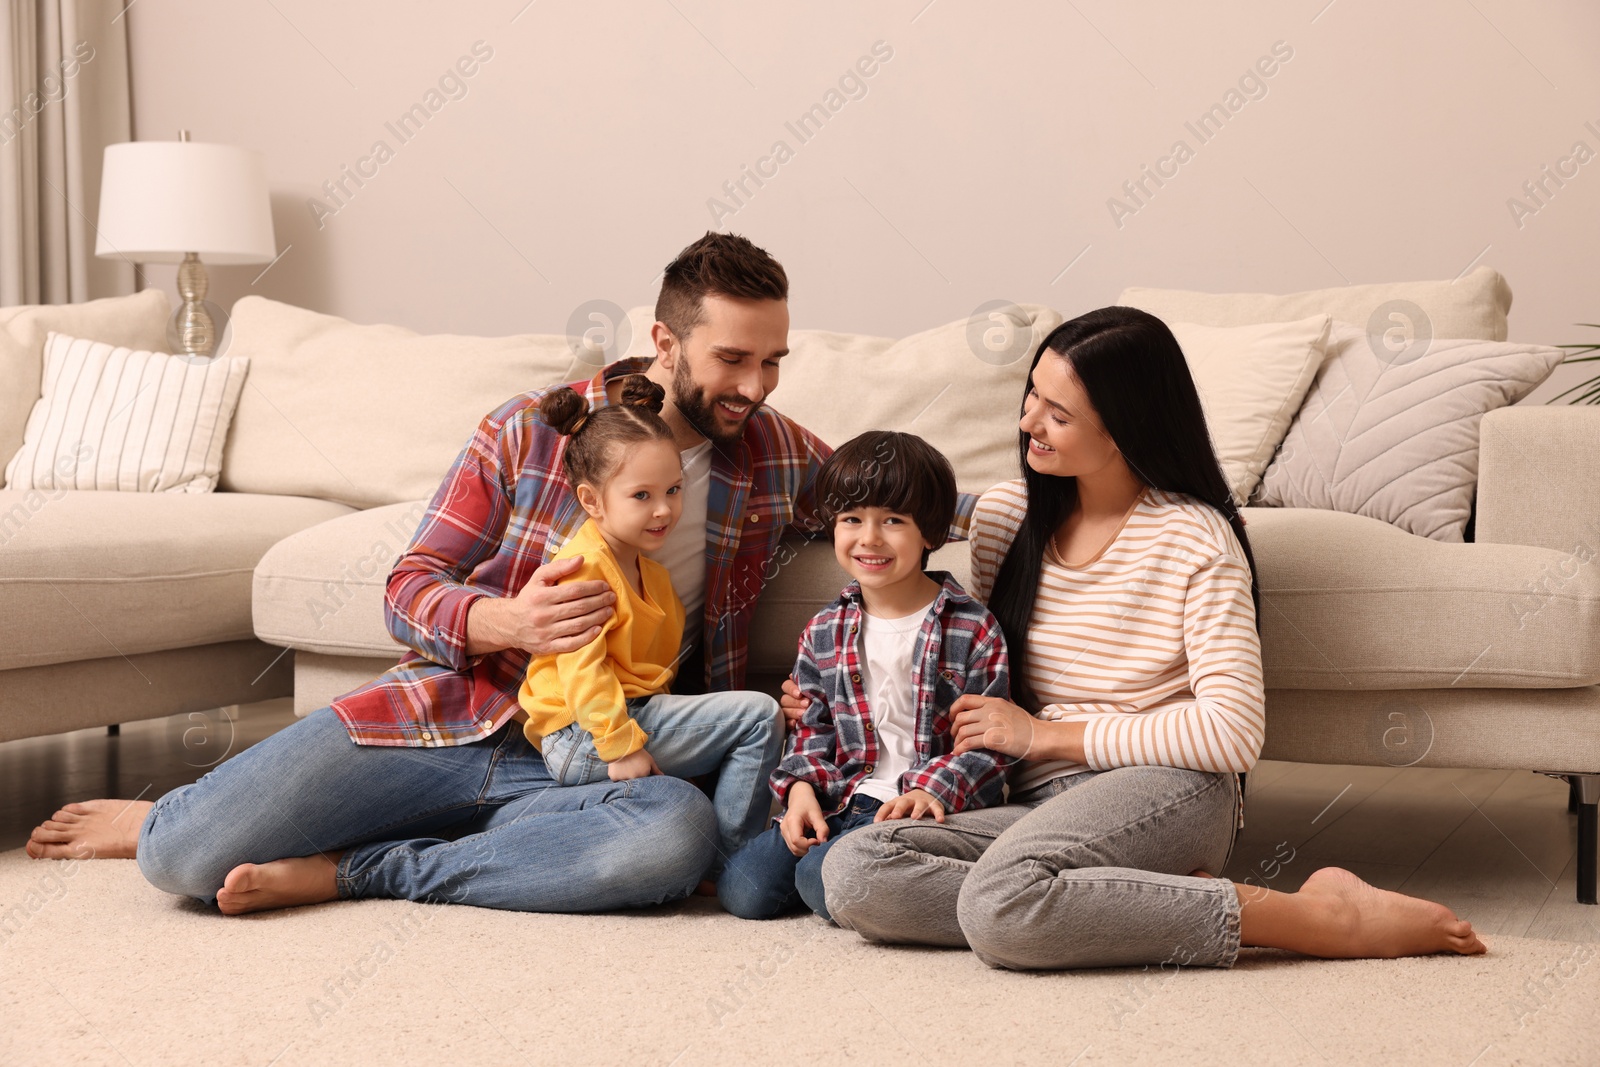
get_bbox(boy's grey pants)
[821,765,1243,970]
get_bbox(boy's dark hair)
[814,430,958,568]
[655,232,788,343]
[539,373,674,490]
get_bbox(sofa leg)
[106,724,119,736]
[1572,775,1599,906]
[1572,776,1581,814]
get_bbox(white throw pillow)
[0,288,172,464]
[3,333,249,493]
[1167,315,1331,506]
[1252,321,1565,541]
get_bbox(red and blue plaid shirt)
[771,572,1013,815]
[331,358,977,747]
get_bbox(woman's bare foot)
[215,854,341,915]
[25,799,154,860]
[1243,866,1486,959]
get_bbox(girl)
[811,307,1486,969]
[520,374,782,868]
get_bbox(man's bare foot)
[215,854,340,915]
[25,799,153,860]
[694,879,718,897]
[1289,867,1486,958]
[1190,869,1215,878]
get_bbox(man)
[28,233,943,916]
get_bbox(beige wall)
[127,0,1600,403]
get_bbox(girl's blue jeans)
[717,792,885,921]
[537,690,784,860]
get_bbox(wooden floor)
[3,699,1595,941]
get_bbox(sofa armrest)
[1477,406,1600,552]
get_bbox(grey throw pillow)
[1252,320,1564,541]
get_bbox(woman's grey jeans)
[821,765,1243,970]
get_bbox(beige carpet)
[1,849,1596,1067]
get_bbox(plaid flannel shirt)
[771,572,1013,815]
[331,358,976,748]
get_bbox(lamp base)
[173,251,219,359]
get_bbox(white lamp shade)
[95,141,276,265]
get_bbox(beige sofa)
[5,273,1598,902]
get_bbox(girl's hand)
[874,789,945,823]
[780,786,829,857]
[778,677,808,728]
[950,695,1038,759]
[607,747,662,781]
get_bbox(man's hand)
[780,782,829,857]
[467,555,616,656]
[951,695,1039,758]
[779,677,808,728]
[607,747,662,781]
[874,789,945,823]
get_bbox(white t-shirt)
[851,604,931,804]
[645,439,714,655]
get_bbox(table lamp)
[94,131,276,358]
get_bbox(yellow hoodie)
[518,518,686,761]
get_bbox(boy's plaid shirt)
[330,358,845,746]
[771,572,1013,815]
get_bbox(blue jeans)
[717,793,883,921]
[537,690,783,857]
[136,706,720,912]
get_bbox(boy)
[717,430,1012,920]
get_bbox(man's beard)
[671,357,760,445]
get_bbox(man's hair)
[814,431,958,568]
[655,232,788,343]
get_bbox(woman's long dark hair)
[988,306,1261,714]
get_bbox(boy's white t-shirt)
[852,604,933,804]
[644,439,714,655]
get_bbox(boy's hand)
[778,677,808,729]
[780,784,829,857]
[607,747,662,781]
[874,789,946,823]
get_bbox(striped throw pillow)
[3,332,250,493]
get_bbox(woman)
[799,306,1486,970]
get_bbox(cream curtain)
[0,0,134,306]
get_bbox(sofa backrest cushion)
[0,288,171,467]
[626,303,1063,495]
[220,296,575,508]
[1117,266,1511,342]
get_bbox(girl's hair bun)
[539,386,591,436]
[617,374,666,415]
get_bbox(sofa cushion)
[624,304,1063,495]
[253,500,427,655]
[1247,505,1600,688]
[249,498,1600,690]
[0,288,171,469]
[1253,322,1565,541]
[0,489,353,670]
[1118,265,1511,342]
[220,297,579,508]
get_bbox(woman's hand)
[778,677,809,730]
[607,747,662,781]
[780,783,829,856]
[951,695,1041,759]
[873,789,945,823]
